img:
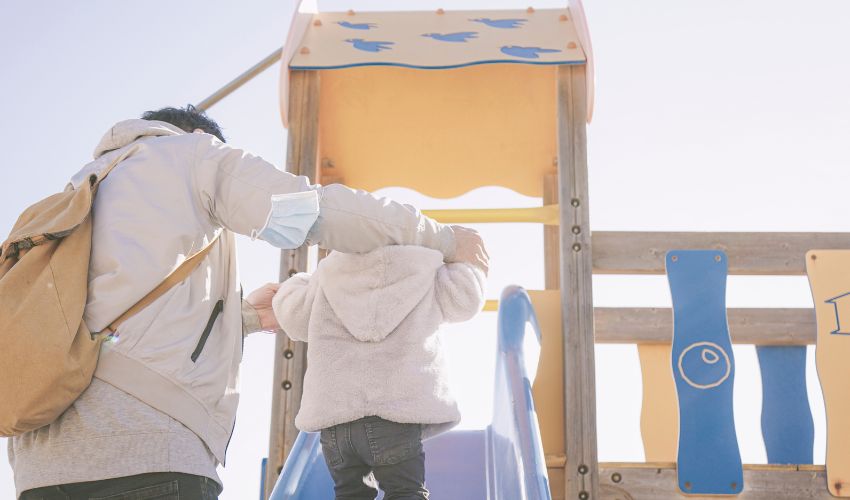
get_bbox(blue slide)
[268,286,552,500]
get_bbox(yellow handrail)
[483,300,499,312]
[423,205,559,226]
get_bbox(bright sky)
[2,1,850,499]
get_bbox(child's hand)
[245,282,283,332]
[449,225,490,276]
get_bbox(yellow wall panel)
[317,64,557,198]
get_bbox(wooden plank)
[668,250,742,495]
[637,344,678,462]
[599,463,832,500]
[594,307,815,345]
[592,232,850,275]
[756,346,814,464]
[264,69,320,499]
[807,250,850,497]
[557,64,600,499]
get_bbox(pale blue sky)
[2,1,849,498]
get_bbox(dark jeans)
[19,472,220,500]
[320,416,428,500]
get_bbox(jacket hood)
[69,119,187,189]
[93,119,186,159]
[318,246,444,342]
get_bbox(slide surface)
[269,286,551,500]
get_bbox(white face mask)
[257,190,320,249]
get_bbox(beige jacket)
[272,246,485,439]
[75,119,455,463]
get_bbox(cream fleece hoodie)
[272,246,485,439]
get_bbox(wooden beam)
[265,70,320,499]
[594,307,815,345]
[598,463,832,499]
[557,64,600,499]
[592,232,850,275]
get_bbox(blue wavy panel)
[667,250,743,495]
[756,345,814,464]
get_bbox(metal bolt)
[572,243,581,252]
[571,225,581,235]
[811,254,818,261]
[568,41,578,49]
[671,255,678,262]
[560,14,569,21]
[715,254,722,262]
[282,380,292,390]
[731,482,738,490]
[283,349,294,359]
[299,47,310,55]
[684,481,692,491]
[313,19,322,26]
[611,472,622,483]
[527,6,535,13]
[570,198,580,207]
[578,464,588,474]
[578,492,589,500]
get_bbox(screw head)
[568,41,578,49]
[571,225,581,235]
[578,464,588,474]
[671,255,678,262]
[578,492,589,500]
[560,14,569,21]
[715,254,722,262]
[611,472,622,483]
[313,19,322,26]
[570,198,580,207]
[283,349,294,359]
[282,380,292,390]
[684,481,692,491]
[299,47,310,55]
[731,482,738,490]
[572,243,581,252]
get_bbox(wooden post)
[557,64,600,499]
[264,70,320,499]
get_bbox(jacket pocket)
[192,299,224,362]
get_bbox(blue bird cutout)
[421,32,479,43]
[345,39,395,53]
[500,45,562,59]
[470,18,527,29]
[337,21,377,30]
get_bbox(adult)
[11,106,488,499]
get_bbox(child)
[272,245,486,499]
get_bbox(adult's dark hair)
[141,105,226,143]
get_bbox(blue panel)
[269,285,551,500]
[756,346,814,464]
[667,250,743,495]
[260,458,267,500]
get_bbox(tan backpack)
[0,147,218,436]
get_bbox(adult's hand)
[449,225,490,276]
[245,283,282,333]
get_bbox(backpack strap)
[96,231,223,338]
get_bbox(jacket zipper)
[192,299,224,362]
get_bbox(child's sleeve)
[271,272,317,342]
[434,263,486,323]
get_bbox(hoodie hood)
[69,119,187,188]
[318,246,444,342]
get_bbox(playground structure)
[195,2,850,499]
